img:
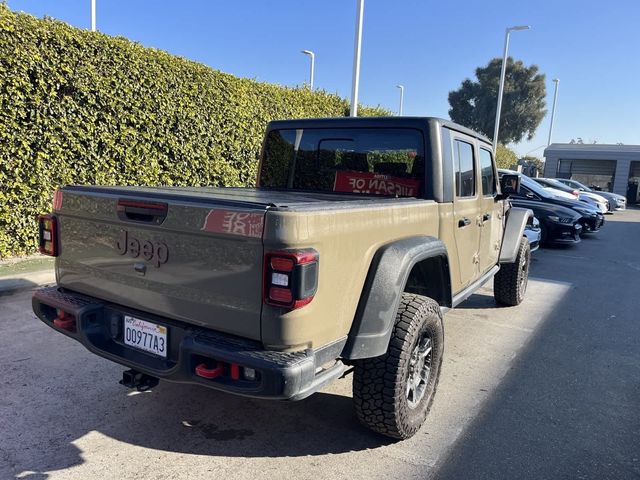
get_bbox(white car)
[533,178,609,214]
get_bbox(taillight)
[264,249,319,310]
[38,214,59,256]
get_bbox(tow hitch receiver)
[119,369,159,391]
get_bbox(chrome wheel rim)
[406,333,432,408]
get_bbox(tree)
[520,155,544,171]
[448,57,547,144]
[495,144,518,169]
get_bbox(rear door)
[452,136,482,289]
[477,146,503,273]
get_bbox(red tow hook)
[53,309,76,331]
[195,363,224,379]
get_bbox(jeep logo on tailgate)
[116,230,169,267]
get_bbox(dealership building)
[543,143,640,202]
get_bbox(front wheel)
[494,237,530,306]
[352,294,444,440]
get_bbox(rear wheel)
[494,237,530,306]
[353,294,444,439]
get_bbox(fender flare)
[499,207,533,264]
[341,236,450,360]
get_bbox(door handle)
[483,213,491,222]
[458,218,471,228]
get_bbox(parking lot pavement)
[1,209,639,480]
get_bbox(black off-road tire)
[352,294,444,440]
[494,237,530,306]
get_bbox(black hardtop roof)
[266,116,492,146]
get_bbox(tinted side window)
[479,148,496,196]
[453,140,475,197]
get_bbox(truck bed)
[53,185,424,344]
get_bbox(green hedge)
[0,5,389,257]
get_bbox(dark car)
[499,169,604,234]
[511,198,582,245]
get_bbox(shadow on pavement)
[0,278,37,297]
[6,357,391,479]
[432,218,640,479]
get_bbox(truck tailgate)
[55,186,268,340]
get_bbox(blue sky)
[9,0,640,157]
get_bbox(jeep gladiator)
[33,117,531,439]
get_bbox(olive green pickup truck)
[33,117,531,439]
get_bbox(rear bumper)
[32,287,345,401]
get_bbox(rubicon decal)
[201,210,264,238]
[116,230,169,267]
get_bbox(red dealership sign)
[334,171,421,197]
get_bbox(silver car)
[524,216,541,252]
[555,178,627,211]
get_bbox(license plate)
[124,316,168,358]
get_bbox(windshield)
[260,128,425,197]
[541,178,576,193]
[566,179,592,192]
[519,174,556,199]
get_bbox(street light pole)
[547,78,560,145]
[492,25,530,151]
[90,0,96,32]
[301,50,315,90]
[396,85,404,116]
[350,0,365,117]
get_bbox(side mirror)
[499,174,521,198]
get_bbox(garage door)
[557,159,616,176]
[557,159,617,191]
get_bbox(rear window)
[259,128,425,197]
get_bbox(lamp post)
[90,0,96,32]
[547,78,560,145]
[301,50,315,90]
[492,25,530,151]
[350,0,365,117]
[396,85,404,116]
